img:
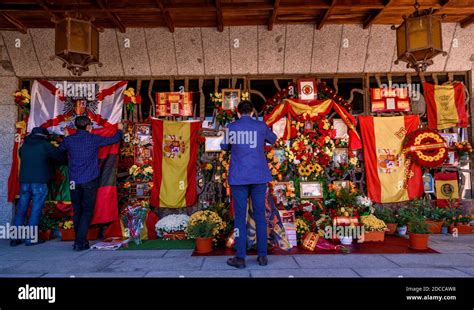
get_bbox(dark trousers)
[231,183,268,259]
[70,178,99,246]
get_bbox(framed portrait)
[300,182,323,199]
[222,89,240,111]
[333,180,350,190]
[333,119,348,139]
[202,120,215,130]
[439,133,459,148]
[135,183,150,198]
[444,151,458,166]
[423,173,434,193]
[297,79,317,101]
[333,148,348,167]
[205,134,224,152]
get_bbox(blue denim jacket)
[220,115,277,185]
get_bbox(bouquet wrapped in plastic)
[121,200,149,245]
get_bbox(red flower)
[329,129,336,139]
[135,95,142,104]
[124,96,131,104]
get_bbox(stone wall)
[0,23,473,225]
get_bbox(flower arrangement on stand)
[187,210,226,253]
[155,214,190,240]
[13,88,31,115]
[123,87,142,111]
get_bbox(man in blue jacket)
[59,116,123,251]
[221,100,277,268]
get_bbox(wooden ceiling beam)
[460,14,474,28]
[95,0,126,33]
[0,12,27,34]
[155,0,175,33]
[317,0,336,30]
[268,0,280,31]
[36,0,57,20]
[215,0,223,32]
[363,0,392,29]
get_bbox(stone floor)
[0,235,473,278]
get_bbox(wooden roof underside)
[0,0,473,34]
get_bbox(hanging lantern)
[51,13,103,76]
[392,1,447,73]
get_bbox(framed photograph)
[222,89,240,111]
[444,151,458,166]
[300,182,323,199]
[333,148,348,167]
[297,79,317,101]
[205,134,224,152]
[274,149,286,163]
[333,119,348,139]
[135,183,150,198]
[272,117,287,139]
[439,133,459,148]
[423,173,434,193]
[333,180,350,190]
[134,123,153,165]
[202,120,215,130]
[134,146,153,165]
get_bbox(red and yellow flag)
[424,82,467,130]
[359,115,423,203]
[151,119,201,208]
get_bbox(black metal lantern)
[51,13,102,76]
[392,1,447,73]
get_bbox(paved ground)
[0,235,473,278]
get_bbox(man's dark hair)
[75,116,92,130]
[237,100,254,115]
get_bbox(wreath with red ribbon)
[402,128,448,168]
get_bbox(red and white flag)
[28,80,127,134]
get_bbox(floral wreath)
[402,128,448,168]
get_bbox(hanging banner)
[435,172,459,207]
[423,82,468,130]
[359,115,423,203]
[28,80,127,135]
[370,87,410,112]
[151,119,201,208]
[156,92,193,117]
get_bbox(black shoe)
[25,240,45,246]
[73,245,89,252]
[10,240,22,247]
[226,257,246,269]
[257,256,268,266]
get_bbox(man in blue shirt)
[221,100,277,268]
[59,116,123,251]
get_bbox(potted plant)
[449,214,473,234]
[375,208,397,235]
[187,210,226,254]
[395,206,411,236]
[408,214,430,250]
[59,220,75,241]
[39,215,57,241]
[155,214,190,240]
[360,214,387,242]
[425,206,446,234]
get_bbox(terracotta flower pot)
[39,230,54,241]
[60,229,75,241]
[385,223,397,235]
[425,220,443,234]
[363,231,385,242]
[163,230,187,240]
[449,224,473,234]
[195,237,213,254]
[86,227,100,240]
[409,233,429,250]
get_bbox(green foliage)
[186,221,216,238]
[375,207,397,224]
[39,215,58,231]
[396,206,413,226]
[408,214,430,234]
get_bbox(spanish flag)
[359,115,423,203]
[151,119,201,208]
[424,82,467,130]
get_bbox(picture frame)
[134,123,153,165]
[205,133,224,152]
[333,148,349,167]
[439,133,459,148]
[444,151,458,167]
[272,117,287,139]
[297,79,317,101]
[300,181,323,199]
[222,89,240,111]
[333,119,348,139]
[423,173,434,193]
[155,92,193,116]
[272,181,292,205]
[370,87,410,112]
[333,180,350,190]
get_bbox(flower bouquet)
[155,214,190,240]
[13,88,31,114]
[454,141,472,159]
[123,87,142,111]
[121,200,149,245]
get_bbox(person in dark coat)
[11,127,64,246]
